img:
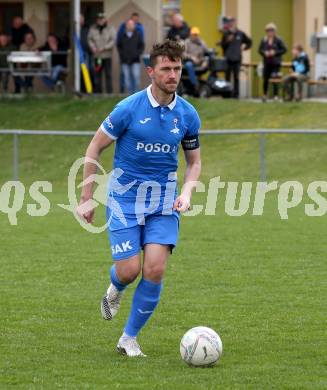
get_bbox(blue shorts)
[108,214,179,260]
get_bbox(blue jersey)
[101,85,201,230]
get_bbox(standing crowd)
[0,12,311,100]
[220,17,310,101]
[163,14,310,101]
[78,11,145,94]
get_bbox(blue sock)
[110,264,127,292]
[124,278,162,337]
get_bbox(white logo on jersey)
[136,142,177,153]
[140,117,151,124]
[170,118,179,134]
[111,240,133,255]
[105,117,114,129]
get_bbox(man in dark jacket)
[221,17,252,98]
[117,12,145,93]
[167,13,190,42]
[117,19,144,94]
[283,44,310,101]
[11,16,33,49]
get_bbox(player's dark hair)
[149,39,184,67]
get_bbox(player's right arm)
[77,128,114,223]
[77,101,131,224]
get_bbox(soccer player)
[77,40,201,357]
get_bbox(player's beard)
[155,79,179,96]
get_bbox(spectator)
[117,19,144,94]
[20,31,37,51]
[18,31,38,92]
[283,44,310,101]
[80,13,93,92]
[167,13,190,42]
[183,27,208,94]
[39,34,67,90]
[221,17,252,98]
[117,12,145,93]
[0,32,15,93]
[11,16,33,49]
[87,12,116,93]
[11,16,34,93]
[117,12,145,42]
[258,23,287,102]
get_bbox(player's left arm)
[174,147,201,212]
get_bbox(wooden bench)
[268,77,284,98]
[268,77,327,99]
[269,78,282,84]
[307,79,327,97]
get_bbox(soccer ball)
[180,326,223,367]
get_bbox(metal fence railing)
[1,129,327,182]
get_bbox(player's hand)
[77,197,95,224]
[173,193,191,213]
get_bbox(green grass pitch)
[0,98,326,389]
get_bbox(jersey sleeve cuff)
[100,124,118,140]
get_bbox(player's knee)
[143,263,166,283]
[117,262,141,284]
